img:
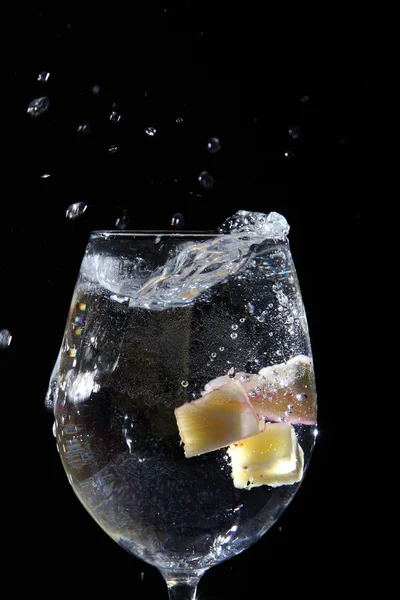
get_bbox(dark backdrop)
[2,3,355,598]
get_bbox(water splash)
[0,329,12,348]
[66,202,87,220]
[27,96,49,118]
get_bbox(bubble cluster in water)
[27,96,49,118]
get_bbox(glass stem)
[160,570,204,600]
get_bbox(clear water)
[49,211,316,572]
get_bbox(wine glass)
[47,211,317,600]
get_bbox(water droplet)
[176,116,184,124]
[140,572,145,582]
[27,96,49,118]
[249,390,257,398]
[171,213,184,229]
[198,170,214,190]
[109,110,121,123]
[230,332,238,339]
[40,173,51,179]
[115,209,130,230]
[227,367,236,378]
[52,422,57,437]
[247,303,255,315]
[0,329,12,348]
[145,126,156,137]
[91,84,101,95]
[288,125,300,139]
[296,392,308,401]
[37,71,50,83]
[66,202,87,220]
[284,150,295,160]
[181,380,189,388]
[219,346,225,352]
[211,352,217,358]
[207,137,221,153]
[77,121,91,135]
[300,95,309,104]
[231,324,238,330]
[109,144,118,154]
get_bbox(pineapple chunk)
[227,422,304,489]
[252,355,316,425]
[175,380,263,458]
[203,355,317,425]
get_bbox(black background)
[2,2,355,598]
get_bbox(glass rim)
[90,230,289,240]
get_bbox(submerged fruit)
[175,381,263,458]
[227,422,304,489]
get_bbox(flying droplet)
[198,171,214,190]
[108,144,118,154]
[91,84,101,95]
[109,111,121,124]
[207,137,221,153]
[145,126,157,137]
[288,126,300,139]
[176,117,184,124]
[37,71,50,83]
[27,96,49,118]
[40,173,51,179]
[66,202,87,220]
[284,151,295,160]
[115,209,130,230]
[77,121,91,135]
[171,213,184,229]
[0,329,12,348]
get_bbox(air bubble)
[230,332,238,339]
[219,346,225,352]
[231,324,238,330]
[296,393,308,401]
[207,137,221,153]
[27,96,49,118]
[66,202,87,220]
[145,126,157,137]
[284,151,295,160]
[227,367,236,378]
[211,352,217,358]
[239,318,246,323]
[198,170,214,190]
[257,316,265,323]
[181,380,189,388]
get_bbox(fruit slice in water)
[251,355,316,425]
[202,355,317,425]
[227,422,304,489]
[175,381,263,458]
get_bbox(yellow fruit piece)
[227,422,304,489]
[175,381,264,458]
